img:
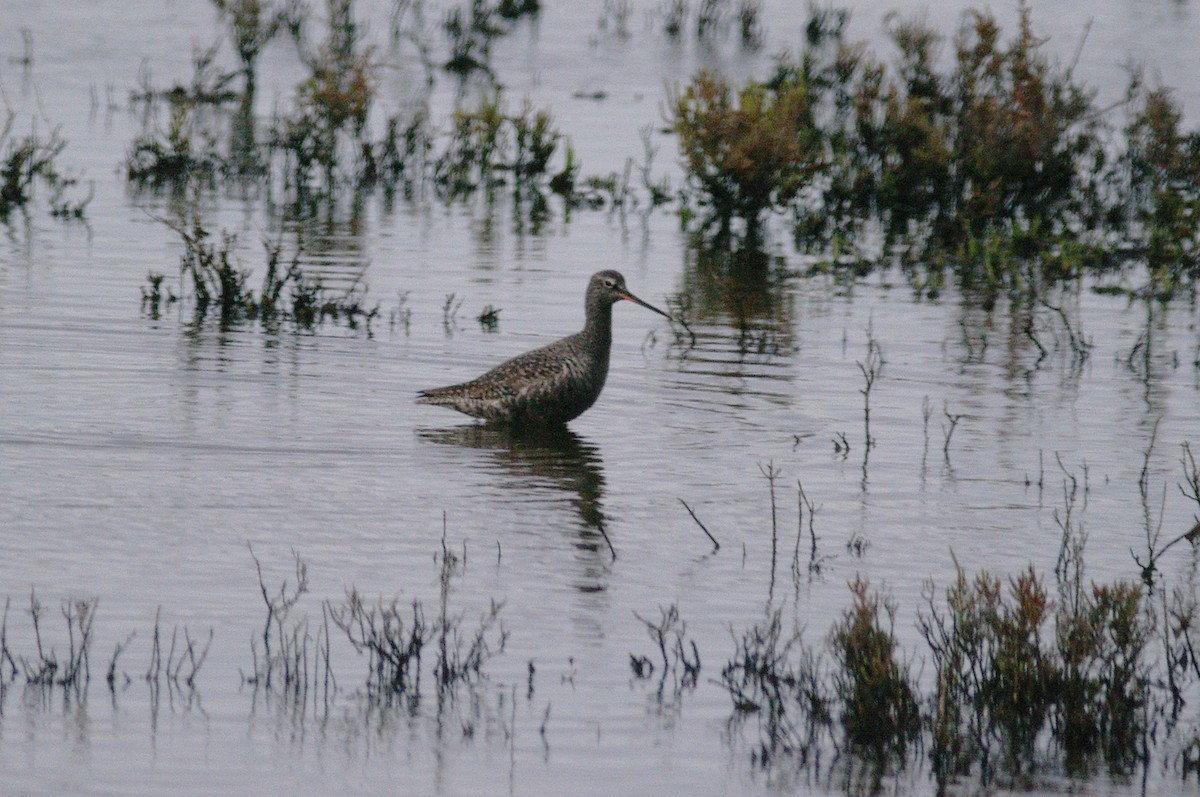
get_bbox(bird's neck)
[580,303,613,353]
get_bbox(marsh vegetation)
[4,1,1200,795]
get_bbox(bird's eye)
[604,279,615,288]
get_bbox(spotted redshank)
[416,270,670,425]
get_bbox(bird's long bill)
[618,290,672,320]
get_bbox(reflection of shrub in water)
[444,0,501,76]
[268,0,379,193]
[211,0,287,96]
[1120,76,1200,299]
[441,0,541,76]
[119,0,616,220]
[719,608,832,765]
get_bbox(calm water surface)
[3,2,1200,795]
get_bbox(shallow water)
[3,2,1200,795]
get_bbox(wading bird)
[417,270,670,425]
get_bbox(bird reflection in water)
[417,423,613,588]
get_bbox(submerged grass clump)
[631,602,702,702]
[432,91,566,204]
[118,0,654,225]
[2,592,96,689]
[127,101,227,187]
[918,563,1151,786]
[247,537,507,719]
[919,566,1057,783]
[125,0,413,200]
[149,214,378,330]
[476,304,501,331]
[0,116,89,221]
[331,592,426,699]
[0,591,212,705]
[140,272,178,318]
[112,0,1200,303]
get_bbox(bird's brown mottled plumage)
[416,270,670,425]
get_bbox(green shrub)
[1120,79,1200,295]
[921,562,1151,786]
[669,2,1200,295]
[671,70,821,237]
[830,577,920,760]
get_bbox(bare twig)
[942,402,963,459]
[679,498,720,551]
[760,461,781,600]
[107,631,135,689]
[792,480,823,577]
[857,335,883,452]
